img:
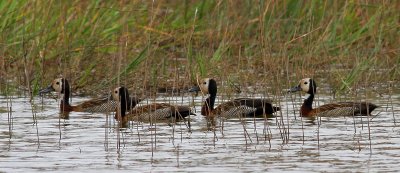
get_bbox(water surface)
[0,93,399,172]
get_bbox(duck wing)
[233,98,273,106]
[214,98,279,118]
[127,103,193,122]
[337,102,378,115]
[235,98,280,114]
[78,97,117,113]
[313,102,378,117]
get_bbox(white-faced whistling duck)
[112,86,194,124]
[189,78,280,118]
[288,78,378,117]
[39,78,141,113]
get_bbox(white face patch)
[52,78,63,93]
[199,78,210,94]
[112,87,121,101]
[299,78,311,93]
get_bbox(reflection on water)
[0,93,399,172]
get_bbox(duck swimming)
[288,78,378,117]
[39,78,141,113]
[189,78,280,118]
[112,86,194,124]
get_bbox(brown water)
[0,92,399,172]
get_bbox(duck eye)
[115,91,118,93]
[56,82,60,85]
[304,82,308,85]
[203,82,206,85]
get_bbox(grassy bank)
[0,0,398,97]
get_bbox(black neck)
[303,93,314,110]
[120,107,126,117]
[206,94,216,110]
[62,83,70,105]
[120,94,131,118]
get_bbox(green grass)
[0,1,398,96]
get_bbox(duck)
[189,78,280,118]
[112,86,194,124]
[288,78,378,117]
[39,78,141,113]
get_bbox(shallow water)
[0,92,399,172]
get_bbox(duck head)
[112,86,131,115]
[39,78,70,95]
[189,78,217,96]
[189,78,218,116]
[289,78,317,95]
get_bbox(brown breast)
[300,105,313,117]
[60,101,74,112]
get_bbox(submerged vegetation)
[0,1,398,96]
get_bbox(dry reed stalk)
[7,95,13,139]
[388,81,396,126]
[176,144,180,167]
[239,116,252,145]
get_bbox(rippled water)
[0,92,399,172]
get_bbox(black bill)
[288,85,301,93]
[39,85,55,96]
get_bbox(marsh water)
[1,91,399,172]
